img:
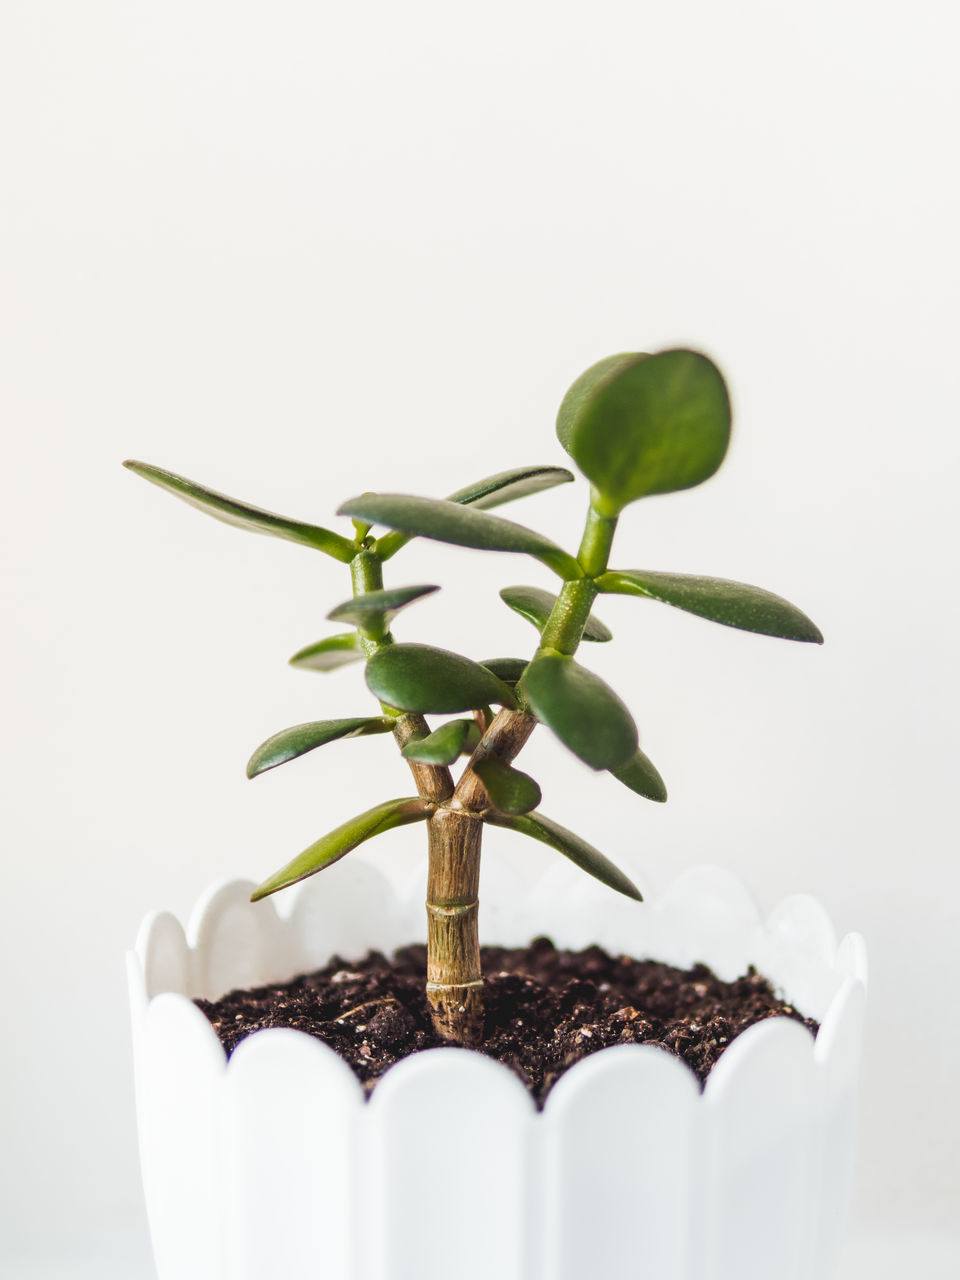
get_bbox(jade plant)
[125,348,822,1046]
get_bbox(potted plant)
[126,348,867,1280]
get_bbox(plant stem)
[359,593,533,1043]
[350,546,478,1043]
[577,495,618,578]
[454,708,537,809]
[440,511,608,1037]
[424,806,483,1041]
[442,497,619,1036]
[349,548,391,651]
[537,578,600,654]
[428,707,536,1044]
[352,492,619,1047]
[349,549,454,803]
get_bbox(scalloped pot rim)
[130,857,868,1100]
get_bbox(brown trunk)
[453,707,537,809]
[425,805,484,1042]
[352,534,536,1045]
[393,707,538,1044]
[391,712,480,1041]
[390,712,454,805]
[424,707,538,1043]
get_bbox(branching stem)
[350,494,619,1045]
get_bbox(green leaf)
[485,810,642,901]
[327,584,440,630]
[500,585,612,643]
[246,717,395,778]
[288,633,363,672]
[338,493,582,579]
[611,748,668,802]
[596,569,823,643]
[366,643,518,713]
[122,461,357,561]
[250,796,434,900]
[479,657,529,686]
[401,718,476,765]
[555,349,731,513]
[473,756,542,815]
[521,653,637,770]
[446,465,575,510]
[376,466,575,559]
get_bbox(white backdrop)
[2,1,958,1273]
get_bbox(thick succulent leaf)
[376,466,575,558]
[596,569,823,643]
[500,585,612,643]
[473,756,542,815]
[122,461,356,561]
[365,643,518,713]
[339,493,581,579]
[479,657,529,686]
[555,349,731,512]
[611,747,668,802]
[246,717,395,778]
[446,465,575,510]
[327,584,439,629]
[555,353,641,454]
[401,718,476,765]
[521,653,638,770]
[485,811,642,901]
[288,633,363,672]
[250,797,434,901]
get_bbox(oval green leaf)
[122,461,356,561]
[479,657,529,687]
[376,466,576,559]
[500,585,612,643]
[327,584,440,630]
[246,717,395,778]
[521,653,637,770]
[250,796,434,900]
[288,632,363,672]
[401,718,476,766]
[485,810,642,901]
[366,643,518,714]
[472,756,542,815]
[596,569,823,643]
[555,349,731,512]
[611,747,668,803]
[338,493,581,579]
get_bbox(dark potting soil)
[195,938,817,1105]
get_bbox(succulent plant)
[125,348,822,1043]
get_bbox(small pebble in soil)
[195,938,818,1106]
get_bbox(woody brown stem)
[387,711,486,1042]
[350,495,620,1046]
[425,805,484,1041]
[454,706,537,809]
[391,711,491,1042]
[348,547,469,1039]
[390,712,454,805]
[417,707,538,1044]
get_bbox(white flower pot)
[128,855,867,1280]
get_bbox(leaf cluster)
[124,348,822,910]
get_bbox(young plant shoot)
[125,348,822,1045]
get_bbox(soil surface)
[196,938,817,1104]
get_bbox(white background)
[2,1,958,1274]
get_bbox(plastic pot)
[128,854,867,1280]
